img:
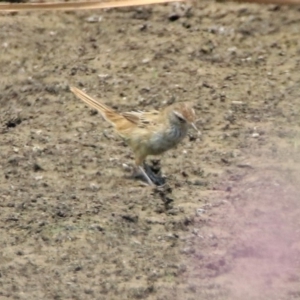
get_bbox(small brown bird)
[70,86,199,186]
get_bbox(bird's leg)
[135,155,166,186]
[130,156,154,186]
[138,166,155,186]
[133,156,166,186]
[143,162,166,186]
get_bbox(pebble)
[122,163,131,172]
[86,15,102,23]
[196,208,206,215]
[231,101,244,105]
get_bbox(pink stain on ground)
[223,176,300,299]
[186,172,300,299]
[229,205,299,299]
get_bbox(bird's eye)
[176,114,186,123]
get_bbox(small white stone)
[142,58,150,64]
[231,101,244,105]
[227,46,237,53]
[86,15,102,23]
[89,183,99,190]
[122,163,131,172]
[196,208,205,215]
[32,146,42,152]
[98,74,109,79]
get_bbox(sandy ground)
[1,1,300,299]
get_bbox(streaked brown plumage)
[70,86,199,185]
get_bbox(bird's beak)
[191,123,201,136]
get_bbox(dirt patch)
[1,1,300,299]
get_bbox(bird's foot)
[143,162,166,186]
[129,165,165,186]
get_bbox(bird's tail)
[70,86,124,126]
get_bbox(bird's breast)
[148,126,187,155]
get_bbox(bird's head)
[169,102,199,133]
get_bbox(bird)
[70,86,199,186]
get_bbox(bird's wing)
[121,110,161,128]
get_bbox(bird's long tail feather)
[70,86,124,126]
